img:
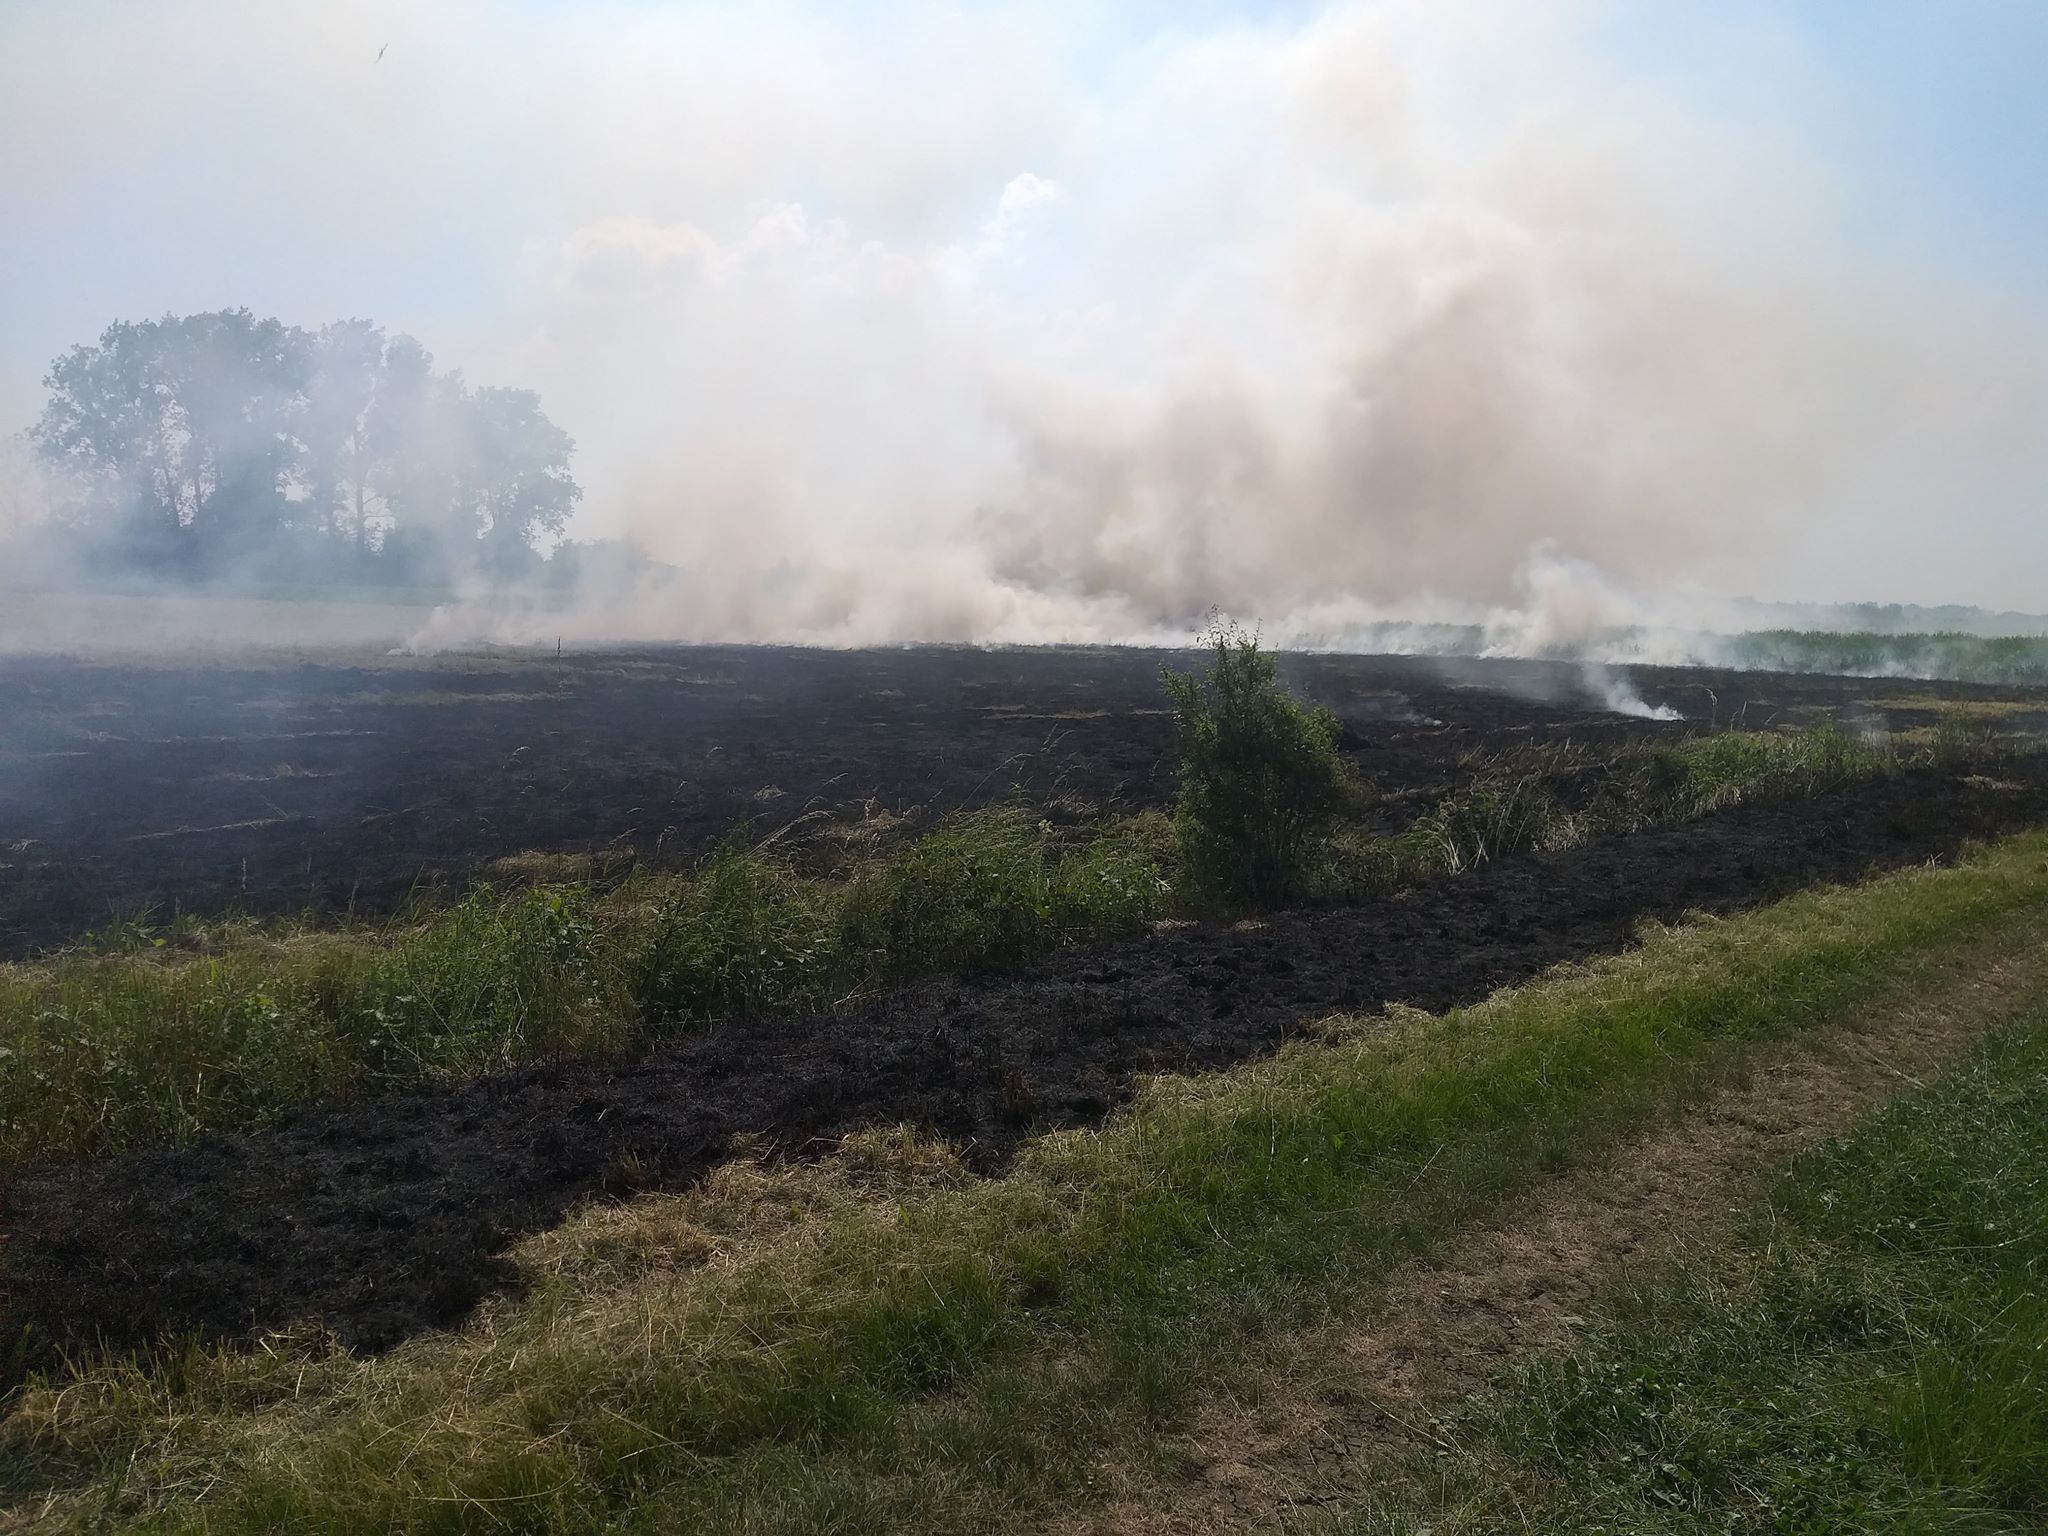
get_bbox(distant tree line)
[28,310,580,589]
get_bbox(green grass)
[1341,991,2048,1533]
[1728,630,2048,686]
[10,833,2048,1533]
[0,810,1169,1172]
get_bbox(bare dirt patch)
[1066,942,2048,1535]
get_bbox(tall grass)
[0,811,1168,1171]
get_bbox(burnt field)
[3,643,2043,957]
[4,645,2048,1379]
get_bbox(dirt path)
[1063,940,2048,1535]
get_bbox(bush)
[1163,620,1356,907]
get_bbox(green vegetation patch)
[1348,988,2048,1533]
[11,834,2048,1533]
[1729,630,2048,686]
[0,810,1169,1171]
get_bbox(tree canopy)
[29,310,580,588]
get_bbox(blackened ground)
[5,761,2045,1381]
[4,645,2039,957]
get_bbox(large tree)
[29,311,581,584]
[34,310,304,561]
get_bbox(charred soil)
[5,757,2046,1381]
[2,646,2033,957]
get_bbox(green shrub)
[1163,620,1357,908]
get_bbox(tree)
[34,310,305,564]
[463,386,581,572]
[298,319,389,547]
[1163,618,1357,908]
[27,310,582,586]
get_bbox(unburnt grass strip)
[0,808,1173,1172]
[1062,930,2048,1534]
[6,834,2048,1533]
[1336,990,2048,1533]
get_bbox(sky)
[3,0,2045,634]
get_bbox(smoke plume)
[5,2,2047,651]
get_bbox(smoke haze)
[5,2,2047,648]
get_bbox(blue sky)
[1612,1,2047,274]
[2,1,2044,620]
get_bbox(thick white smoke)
[6,2,2048,650]
[467,5,2048,645]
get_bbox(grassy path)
[6,834,2048,1532]
[1063,936,2048,1533]
[1338,989,2048,1532]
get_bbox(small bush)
[1163,620,1356,908]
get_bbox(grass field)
[8,829,2046,1532]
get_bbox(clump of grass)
[0,885,642,1171]
[842,809,1168,979]
[0,812,1168,1172]
[1640,716,1890,817]
[1163,618,1357,907]
[632,843,839,1019]
[1391,757,1588,879]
